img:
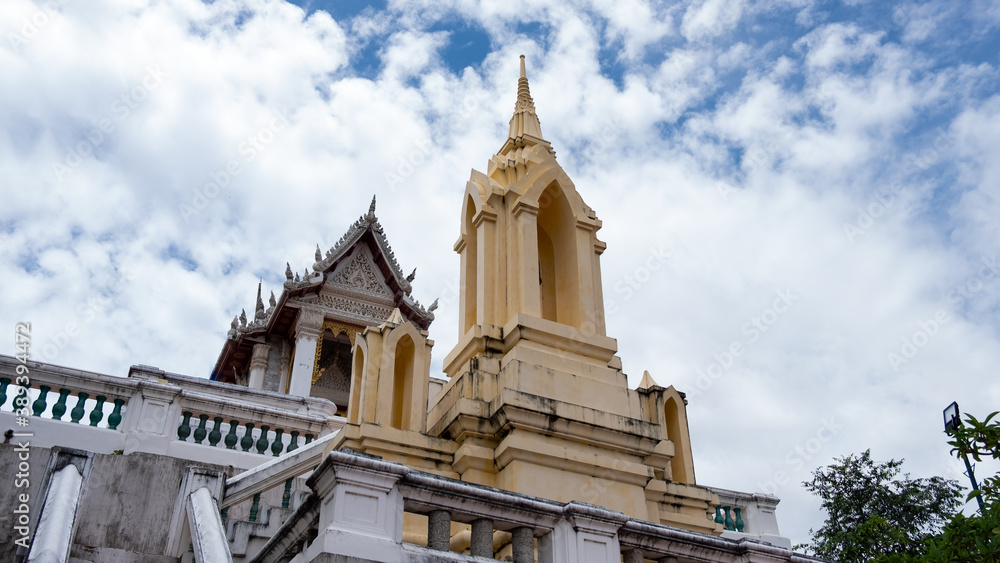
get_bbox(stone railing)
[708,486,791,549]
[250,449,820,563]
[0,356,344,470]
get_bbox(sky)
[2,0,1000,550]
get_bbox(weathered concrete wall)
[0,442,52,559]
[0,443,310,562]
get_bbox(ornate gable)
[328,246,393,298]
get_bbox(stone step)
[228,491,311,560]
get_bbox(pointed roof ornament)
[315,244,322,262]
[406,268,416,283]
[638,370,659,390]
[255,281,265,320]
[508,55,545,141]
[368,195,377,217]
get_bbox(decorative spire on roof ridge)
[508,55,545,142]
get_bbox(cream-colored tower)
[425,56,721,534]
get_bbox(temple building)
[0,57,822,563]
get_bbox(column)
[248,343,271,389]
[288,310,323,397]
[512,201,541,317]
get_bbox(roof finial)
[255,281,265,320]
[368,195,377,216]
[508,55,544,141]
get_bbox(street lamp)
[943,401,986,514]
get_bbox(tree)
[800,449,964,563]
[919,411,1000,563]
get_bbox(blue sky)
[2,0,1000,549]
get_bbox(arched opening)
[665,396,692,484]
[462,195,478,334]
[535,182,580,327]
[348,346,365,425]
[391,334,416,430]
[537,224,557,322]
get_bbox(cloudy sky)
[3,0,1000,548]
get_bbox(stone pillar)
[511,526,534,562]
[427,509,451,551]
[248,343,270,389]
[471,518,493,557]
[512,202,541,317]
[623,549,644,563]
[288,309,323,397]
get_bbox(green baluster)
[255,425,270,454]
[193,414,209,444]
[282,478,293,509]
[249,493,261,522]
[224,420,239,450]
[51,389,72,421]
[724,506,734,531]
[0,377,9,408]
[89,395,107,427]
[208,417,223,447]
[178,411,193,440]
[734,507,744,532]
[271,429,284,457]
[714,505,724,526]
[240,423,255,452]
[108,399,125,430]
[31,385,51,416]
[287,431,299,452]
[304,433,314,444]
[70,392,89,424]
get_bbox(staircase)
[227,491,311,562]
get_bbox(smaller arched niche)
[664,394,694,484]
[390,334,416,430]
[347,344,365,425]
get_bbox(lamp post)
[943,401,986,514]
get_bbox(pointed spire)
[285,262,293,280]
[269,291,276,308]
[638,370,659,390]
[255,281,265,320]
[508,55,544,141]
[368,195,377,216]
[406,268,417,283]
[315,244,322,262]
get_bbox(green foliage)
[800,449,963,563]
[947,411,1000,505]
[800,411,1000,562]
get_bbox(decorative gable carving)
[329,246,393,298]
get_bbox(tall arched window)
[536,182,580,327]
[665,396,692,484]
[348,346,365,424]
[462,195,478,334]
[391,334,415,430]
